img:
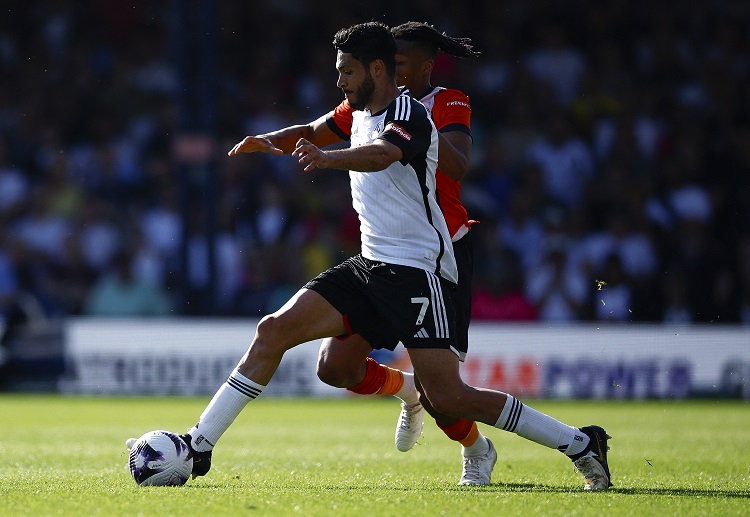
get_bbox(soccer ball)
[128,430,193,486]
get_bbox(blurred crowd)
[1,0,749,327]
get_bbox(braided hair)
[391,22,480,59]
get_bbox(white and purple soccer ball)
[128,430,193,486]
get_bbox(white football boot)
[395,402,424,452]
[458,438,497,486]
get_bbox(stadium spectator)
[526,236,588,322]
[524,23,586,106]
[49,233,99,315]
[579,211,658,282]
[0,141,30,220]
[83,249,173,317]
[497,188,546,273]
[471,247,537,321]
[661,266,693,324]
[526,109,595,209]
[76,198,122,272]
[590,253,633,322]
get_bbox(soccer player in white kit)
[179,21,612,491]
[315,22,496,485]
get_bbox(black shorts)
[452,231,474,360]
[342,233,473,360]
[304,254,459,356]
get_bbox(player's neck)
[366,83,401,114]
[411,84,434,101]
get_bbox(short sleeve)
[325,100,353,141]
[432,89,471,136]
[379,106,433,164]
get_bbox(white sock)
[462,431,490,458]
[393,372,420,406]
[187,369,265,452]
[494,395,589,456]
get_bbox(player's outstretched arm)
[293,138,402,173]
[228,114,342,157]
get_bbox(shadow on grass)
[607,486,750,499]
[448,482,750,499]
[189,481,750,499]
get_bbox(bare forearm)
[438,142,469,180]
[438,132,472,181]
[262,125,314,154]
[319,146,396,172]
[293,139,402,173]
[228,115,339,158]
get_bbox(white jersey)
[337,91,457,284]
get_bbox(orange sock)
[349,357,404,395]
[438,419,479,446]
[459,422,480,447]
[377,363,405,396]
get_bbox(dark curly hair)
[333,22,398,77]
[391,21,480,59]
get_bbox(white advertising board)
[59,319,341,397]
[60,319,750,399]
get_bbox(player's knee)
[316,356,354,388]
[318,357,346,388]
[254,314,291,354]
[317,367,355,388]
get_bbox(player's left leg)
[317,335,423,451]
[316,335,372,389]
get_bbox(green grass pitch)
[1,395,748,516]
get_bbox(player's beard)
[348,72,375,111]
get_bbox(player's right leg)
[413,377,494,484]
[183,287,349,478]
[317,335,424,452]
[409,348,612,490]
[406,233,493,480]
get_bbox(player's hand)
[292,138,328,172]
[227,136,284,156]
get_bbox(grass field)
[1,395,748,516]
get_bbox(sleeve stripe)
[394,94,412,121]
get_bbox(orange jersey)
[326,87,472,240]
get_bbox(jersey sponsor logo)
[446,100,471,109]
[388,123,412,141]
